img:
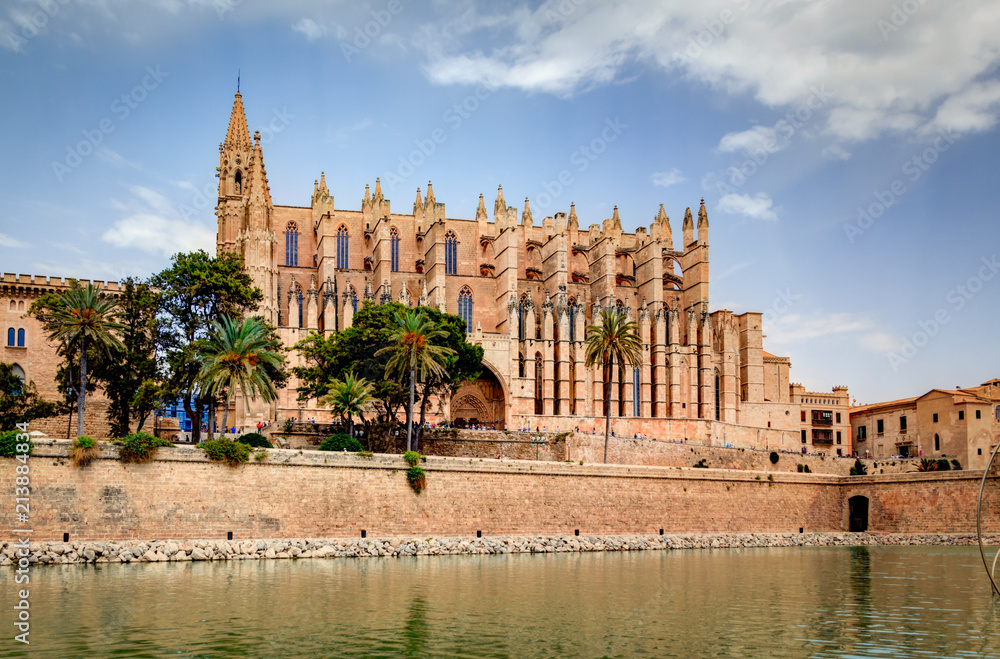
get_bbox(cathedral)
[215,92,852,453]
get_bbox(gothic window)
[17,329,24,347]
[568,299,577,342]
[7,300,13,310]
[234,170,242,195]
[390,227,400,272]
[285,221,299,267]
[295,285,304,328]
[615,299,625,316]
[715,369,721,421]
[445,231,458,275]
[458,286,473,333]
[534,353,543,415]
[6,328,13,346]
[633,367,641,417]
[518,296,529,341]
[337,225,349,270]
[518,353,525,378]
[10,364,24,394]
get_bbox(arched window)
[348,288,358,314]
[534,353,543,415]
[518,296,528,341]
[6,328,13,346]
[7,300,14,310]
[715,369,721,421]
[10,364,24,395]
[337,225,349,270]
[285,222,299,267]
[615,299,625,316]
[445,231,457,275]
[934,434,940,452]
[568,299,577,342]
[390,227,400,272]
[457,287,473,333]
[234,170,242,195]
[518,353,525,378]
[633,367,641,417]
[17,301,23,311]
[17,329,24,347]
[295,285,304,328]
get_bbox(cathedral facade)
[213,92,851,452]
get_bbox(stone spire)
[418,280,430,307]
[363,183,371,206]
[476,193,487,222]
[245,131,273,209]
[656,203,672,243]
[611,205,621,230]
[425,180,435,207]
[414,187,424,214]
[373,177,383,201]
[568,202,578,230]
[522,197,533,227]
[683,206,694,246]
[697,198,708,228]
[224,91,252,149]
[494,185,505,219]
[319,171,328,196]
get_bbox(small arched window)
[295,285,304,328]
[445,231,458,275]
[10,364,24,395]
[347,287,358,314]
[934,433,940,452]
[17,301,23,311]
[518,296,529,341]
[7,300,14,311]
[568,298,577,342]
[6,328,13,346]
[337,225,350,269]
[17,329,24,347]
[234,170,243,195]
[285,222,298,267]
[633,367,641,417]
[518,353,525,378]
[458,287,473,333]
[390,227,400,272]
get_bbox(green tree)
[30,281,124,437]
[196,315,286,436]
[0,363,59,431]
[377,309,455,452]
[152,250,263,442]
[320,371,374,439]
[584,308,642,463]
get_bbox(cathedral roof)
[225,92,252,150]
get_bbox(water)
[2,545,1000,658]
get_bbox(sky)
[0,0,998,404]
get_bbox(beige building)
[850,379,1000,469]
[214,91,849,449]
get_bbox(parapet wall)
[3,442,997,543]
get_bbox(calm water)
[2,545,1000,658]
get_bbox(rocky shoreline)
[4,532,998,566]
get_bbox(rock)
[190,547,208,561]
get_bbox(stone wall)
[3,442,996,543]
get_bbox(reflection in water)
[1,546,1000,658]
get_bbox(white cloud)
[651,168,686,187]
[415,0,1000,144]
[718,192,778,222]
[718,126,782,155]
[0,231,27,248]
[102,185,215,256]
[821,144,852,161]
[292,17,328,41]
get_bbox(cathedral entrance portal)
[450,365,506,428]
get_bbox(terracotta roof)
[850,397,918,414]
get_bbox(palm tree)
[376,310,455,452]
[584,307,643,463]
[197,316,285,437]
[32,282,124,437]
[320,371,374,439]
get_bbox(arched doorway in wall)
[450,363,507,428]
[848,495,869,532]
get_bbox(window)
[976,410,981,420]
[295,286,304,328]
[979,448,983,456]
[457,287,473,333]
[959,410,965,420]
[16,329,24,347]
[857,425,867,440]
[714,369,720,421]
[390,227,400,272]
[534,353,543,415]
[285,221,299,267]
[933,413,938,422]
[801,411,806,422]
[633,368,641,417]
[336,225,349,269]
[801,429,807,443]
[518,296,529,341]
[899,415,907,431]
[836,431,842,444]
[518,353,525,378]
[876,419,884,435]
[934,434,940,451]
[9,364,24,394]
[836,412,841,424]
[7,300,13,310]
[6,328,13,346]
[568,300,576,342]
[445,231,457,275]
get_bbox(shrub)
[769,452,779,464]
[237,433,272,448]
[0,430,32,457]
[319,433,364,452]
[117,432,171,463]
[951,459,962,470]
[71,436,100,467]
[283,419,294,434]
[403,450,422,467]
[936,458,951,472]
[406,466,426,493]
[693,459,709,469]
[200,438,250,466]
[849,459,868,476]
[915,458,938,472]
[796,464,811,473]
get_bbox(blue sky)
[1,0,998,403]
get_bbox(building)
[214,91,849,451]
[850,379,1000,469]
